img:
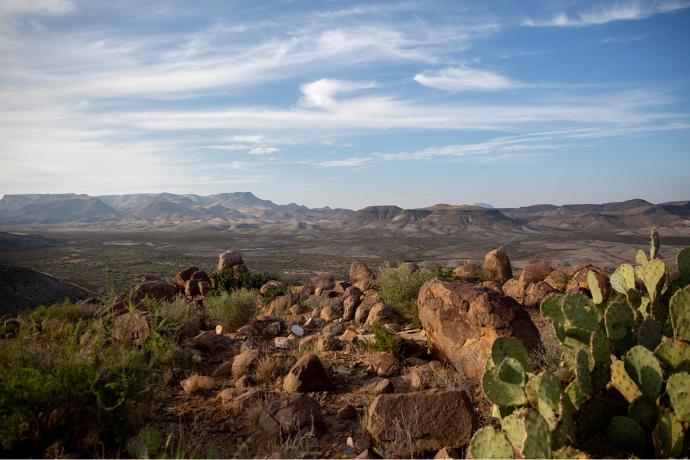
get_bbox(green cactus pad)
[669,286,690,342]
[590,330,611,364]
[552,446,590,459]
[655,339,690,373]
[587,270,603,304]
[491,336,532,372]
[677,247,690,284]
[605,301,634,341]
[553,396,577,448]
[565,380,587,410]
[607,415,646,454]
[636,249,648,266]
[610,263,636,295]
[483,357,528,407]
[562,294,598,332]
[628,396,657,430]
[611,359,642,403]
[467,426,514,459]
[650,228,660,260]
[624,345,663,400]
[638,317,662,351]
[653,408,685,458]
[502,409,551,459]
[127,426,162,459]
[639,259,665,301]
[666,372,690,422]
[537,373,563,429]
[575,349,593,396]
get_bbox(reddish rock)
[518,263,553,293]
[418,279,541,381]
[566,265,609,299]
[452,263,484,282]
[183,330,235,354]
[365,303,403,328]
[523,281,555,308]
[129,279,177,307]
[337,404,357,420]
[369,352,401,377]
[259,394,322,436]
[175,266,199,289]
[502,278,522,303]
[217,250,244,271]
[366,389,477,455]
[544,269,570,292]
[483,248,512,285]
[283,353,332,393]
[350,261,375,291]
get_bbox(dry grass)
[253,354,280,384]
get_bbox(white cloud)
[414,66,524,92]
[524,0,690,27]
[300,79,377,108]
[249,146,279,155]
[316,157,372,168]
[227,161,248,170]
[0,0,74,16]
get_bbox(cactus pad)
[650,228,660,260]
[590,330,611,364]
[607,415,646,454]
[502,409,551,459]
[562,294,598,332]
[587,270,603,304]
[624,345,663,400]
[611,359,642,403]
[636,249,648,266]
[638,259,665,301]
[491,336,532,372]
[638,317,662,351]
[669,286,690,342]
[552,446,590,459]
[605,301,634,341]
[575,349,593,396]
[655,339,690,373]
[126,426,162,459]
[653,408,685,458]
[666,372,690,422]
[627,396,656,430]
[610,263,636,295]
[677,247,690,284]
[483,357,528,407]
[467,426,514,459]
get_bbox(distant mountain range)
[0,193,687,234]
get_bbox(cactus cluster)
[468,229,690,459]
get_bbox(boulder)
[320,304,343,322]
[129,279,177,307]
[344,286,363,298]
[183,331,235,354]
[361,377,394,395]
[217,250,244,271]
[258,394,322,436]
[111,313,150,342]
[544,269,569,292]
[343,295,361,320]
[337,404,357,420]
[366,389,476,455]
[175,266,199,289]
[317,334,341,352]
[266,295,291,317]
[369,351,401,377]
[523,281,555,308]
[354,291,381,324]
[418,279,541,381]
[518,263,553,294]
[198,281,212,296]
[350,261,375,291]
[566,266,610,299]
[180,375,215,394]
[483,248,512,285]
[231,350,259,380]
[365,303,403,328]
[260,280,286,295]
[334,280,351,294]
[502,278,522,303]
[410,361,443,390]
[283,353,331,393]
[452,263,484,282]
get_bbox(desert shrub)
[211,268,275,294]
[145,296,200,343]
[370,323,401,353]
[0,303,178,457]
[205,288,258,329]
[467,231,690,459]
[259,285,287,305]
[377,262,436,327]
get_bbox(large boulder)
[523,281,555,308]
[418,279,541,381]
[111,312,150,342]
[259,394,322,436]
[366,389,476,456]
[364,303,403,328]
[452,263,484,282]
[175,266,199,290]
[349,261,375,291]
[217,250,244,271]
[544,269,570,292]
[283,353,332,393]
[566,265,609,298]
[354,291,382,324]
[129,278,177,307]
[518,263,553,293]
[483,248,512,285]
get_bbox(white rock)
[215,324,223,335]
[274,336,290,349]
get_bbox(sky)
[0,0,689,210]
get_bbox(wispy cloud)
[414,66,525,91]
[299,79,377,108]
[316,157,372,168]
[523,0,690,27]
[0,0,75,17]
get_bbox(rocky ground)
[63,245,604,459]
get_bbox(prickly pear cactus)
[655,339,690,372]
[467,426,514,459]
[610,263,635,295]
[483,357,528,407]
[607,416,646,454]
[650,228,660,260]
[669,286,690,341]
[490,336,532,372]
[678,247,690,284]
[624,345,663,400]
[666,372,690,422]
[653,408,685,458]
[587,270,603,304]
[502,408,551,459]
[610,359,642,403]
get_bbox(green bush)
[210,268,275,294]
[468,230,690,459]
[144,295,201,343]
[370,323,401,353]
[259,285,287,305]
[0,303,178,457]
[205,288,258,329]
[376,262,436,327]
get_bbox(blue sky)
[0,0,689,209]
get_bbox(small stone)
[274,336,290,349]
[290,324,305,337]
[215,324,223,335]
[361,377,394,395]
[265,321,282,336]
[337,404,357,420]
[180,375,215,394]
